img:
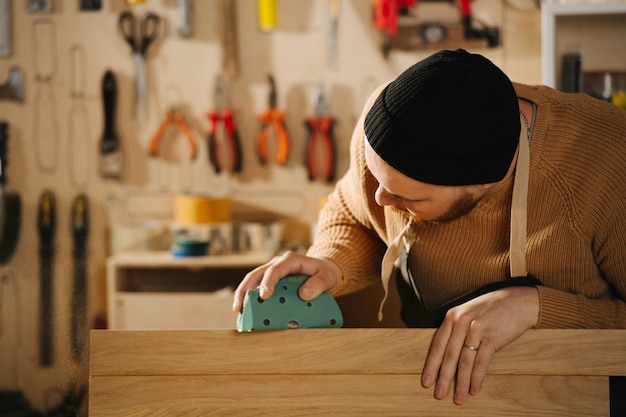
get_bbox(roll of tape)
[174,195,231,224]
[258,0,277,32]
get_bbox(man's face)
[364,140,483,224]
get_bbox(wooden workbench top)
[89,328,626,416]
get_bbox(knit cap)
[364,49,520,186]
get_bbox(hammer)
[0,66,24,103]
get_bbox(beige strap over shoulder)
[510,113,531,277]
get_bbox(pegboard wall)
[0,0,541,414]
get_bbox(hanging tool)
[0,67,23,103]
[374,0,499,56]
[68,44,92,189]
[257,0,277,32]
[177,0,193,37]
[218,0,239,79]
[305,82,336,183]
[80,0,102,10]
[0,0,12,58]
[38,190,56,367]
[328,0,340,70]
[459,0,499,46]
[27,0,52,13]
[149,105,198,159]
[373,0,415,56]
[99,70,123,180]
[374,0,415,36]
[256,75,289,165]
[32,19,59,174]
[0,122,21,265]
[117,10,160,122]
[71,194,88,361]
[207,75,242,174]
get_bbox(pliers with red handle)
[207,75,242,173]
[305,82,336,182]
[257,75,290,165]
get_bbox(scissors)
[118,11,160,121]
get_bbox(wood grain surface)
[89,329,626,416]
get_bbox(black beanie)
[364,49,520,186]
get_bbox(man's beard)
[427,190,478,224]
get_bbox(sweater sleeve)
[307,87,389,296]
[530,89,626,329]
[535,182,626,329]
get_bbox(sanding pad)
[237,275,343,332]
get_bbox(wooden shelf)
[107,250,274,269]
[106,251,273,330]
[541,0,626,88]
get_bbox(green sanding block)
[237,275,343,332]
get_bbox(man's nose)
[374,186,398,207]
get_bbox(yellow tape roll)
[175,195,231,224]
[258,0,277,32]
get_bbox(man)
[233,49,626,405]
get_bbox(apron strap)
[510,113,531,277]
[378,219,412,321]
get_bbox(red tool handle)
[374,0,399,36]
[373,0,415,36]
[305,117,319,181]
[223,109,242,173]
[459,0,471,16]
[305,116,336,182]
[320,116,336,182]
[207,111,222,173]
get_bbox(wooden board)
[89,329,626,416]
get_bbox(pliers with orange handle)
[207,75,242,174]
[256,75,290,165]
[149,106,197,159]
[305,81,336,182]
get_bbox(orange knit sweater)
[308,83,626,329]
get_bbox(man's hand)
[421,286,540,405]
[232,251,343,313]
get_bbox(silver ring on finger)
[463,342,480,352]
